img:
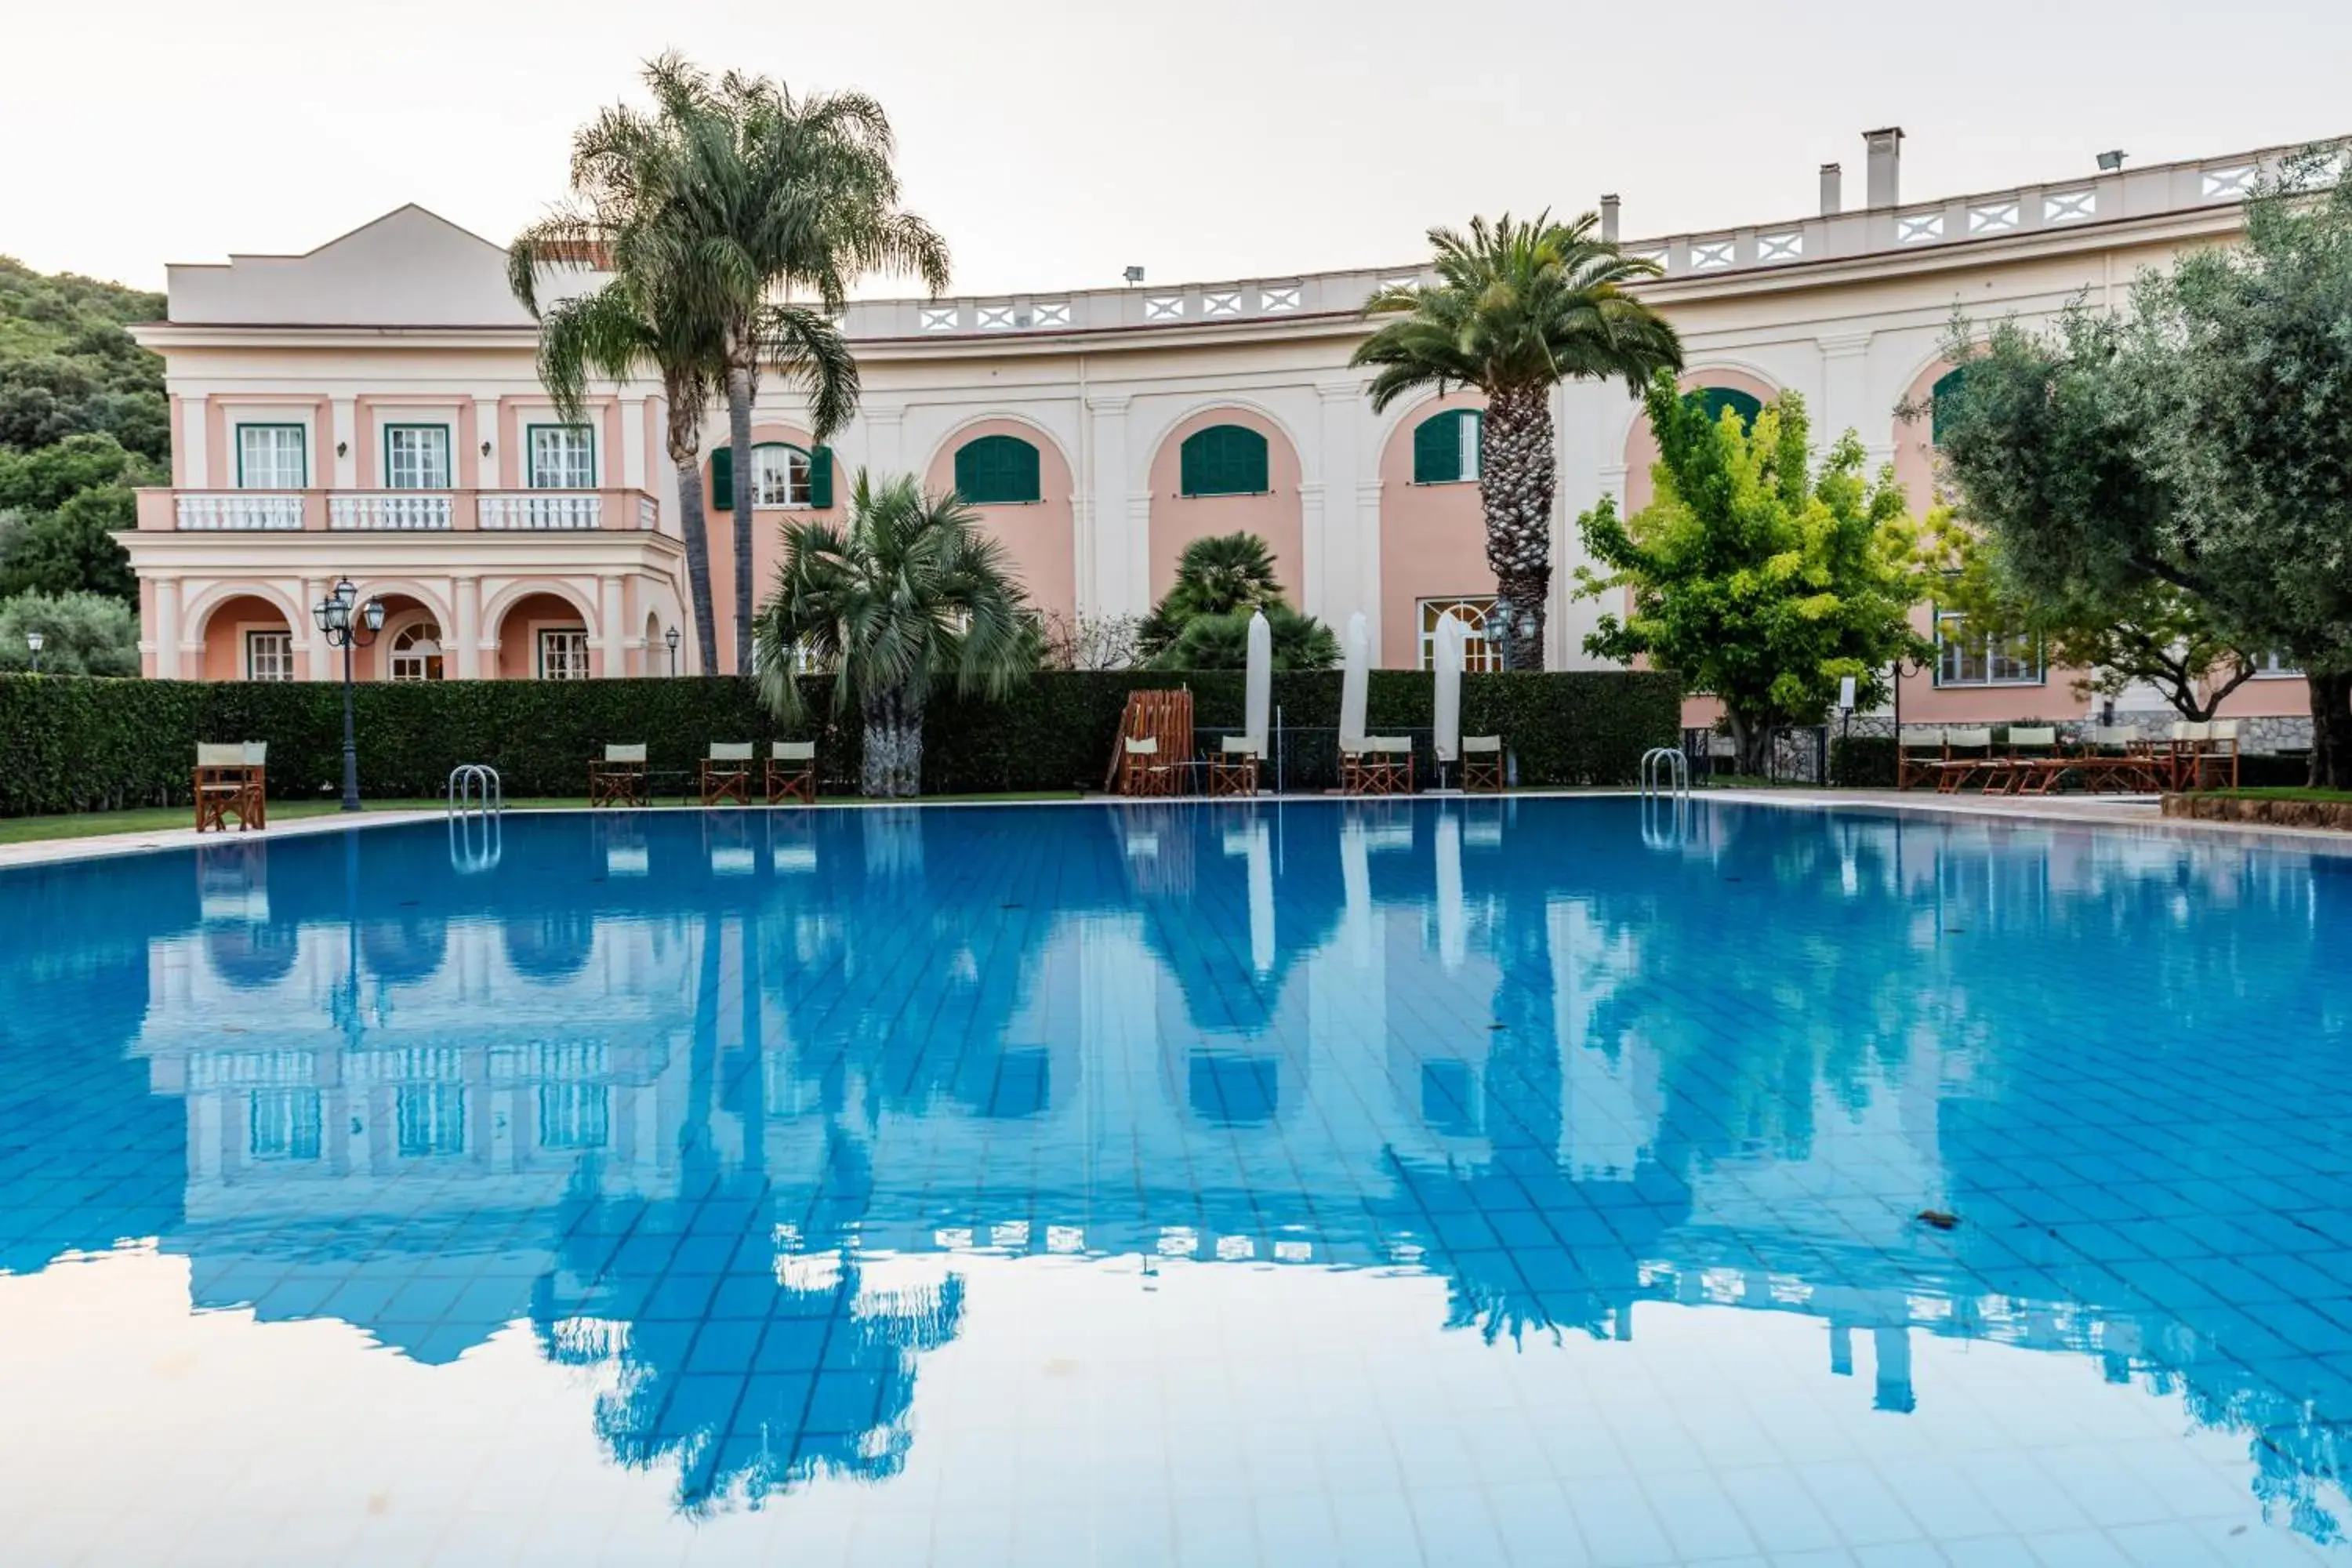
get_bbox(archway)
[1377,392,1491,669]
[924,418,1076,621]
[1145,406,1304,606]
[495,589,597,680]
[194,592,299,682]
[374,598,446,682]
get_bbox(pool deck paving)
[2,787,2344,873]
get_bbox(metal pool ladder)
[447,764,503,818]
[1639,746,1690,799]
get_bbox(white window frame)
[395,1083,466,1158]
[753,445,812,508]
[528,425,596,489]
[249,1088,321,1160]
[2252,651,2303,679]
[1417,597,1501,673]
[538,1083,610,1151]
[1934,612,2044,687]
[539,627,591,681]
[388,620,445,682]
[237,424,307,489]
[244,630,293,682]
[383,424,451,490]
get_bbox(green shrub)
[0,668,1682,815]
[1829,735,1897,788]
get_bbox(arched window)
[710,442,834,510]
[1412,409,1483,485]
[1930,366,1974,446]
[388,620,445,681]
[1685,387,1764,430]
[1178,423,1270,497]
[953,434,1043,505]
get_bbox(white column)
[452,576,481,680]
[599,575,627,678]
[182,397,209,488]
[301,576,331,681]
[1354,479,1384,646]
[1817,332,1877,463]
[1123,492,1153,617]
[331,399,358,487]
[1085,394,1131,617]
[619,397,648,492]
[151,577,182,679]
[858,406,906,476]
[1310,382,1363,629]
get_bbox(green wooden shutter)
[709,446,732,511]
[1689,387,1763,430]
[1930,367,1970,446]
[955,435,1042,504]
[808,445,833,510]
[1181,425,1268,496]
[1413,412,1461,484]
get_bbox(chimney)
[1864,126,1904,209]
[1820,162,1843,216]
[1599,194,1621,243]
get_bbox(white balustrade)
[478,493,603,531]
[176,492,303,530]
[637,496,659,532]
[329,493,452,530]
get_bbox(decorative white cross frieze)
[1628,246,1670,270]
[1757,230,1803,263]
[1032,301,1071,328]
[1144,295,1185,321]
[2202,165,2255,199]
[976,304,1015,330]
[1896,212,1944,244]
[1689,238,1735,270]
[919,305,959,332]
[1203,290,1241,318]
[1259,285,1301,313]
[1379,276,1418,295]
[2042,189,2096,224]
[1968,201,2020,234]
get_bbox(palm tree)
[511,93,728,674]
[1138,532,1337,670]
[1352,212,1682,669]
[648,56,949,676]
[755,473,1033,798]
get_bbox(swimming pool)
[3,797,2350,1564]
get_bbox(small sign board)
[1838,675,1857,713]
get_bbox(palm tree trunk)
[1480,383,1555,670]
[861,688,925,799]
[665,408,719,676]
[727,363,757,677]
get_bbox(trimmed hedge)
[0,668,1682,815]
[1828,735,1898,788]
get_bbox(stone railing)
[141,488,660,533]
[175,492,305,530]
[328,492,453,531]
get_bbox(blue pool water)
[4,797,2352,1565]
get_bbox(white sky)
[6,0,2349,296]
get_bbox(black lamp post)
[24,630,41,673]
[664,624,681,676]
[311,577,386,811]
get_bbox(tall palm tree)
[648,56,949,676]
[1353,212,1682,669]
[756,473,1033,798]
[510,93,728,674]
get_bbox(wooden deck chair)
[1120,735,1178,797]
[1460,735,1504,793]
[1932,728,1996,793]
[590,743,648,808]
[194,742,267,833]
[702,742,754,806]
[767,740,818,804]
[2082,726,2156,793]
[1207,735,1261,798]
[2198,720,2241,789]
[1353,736,1414,797]
[1895,726,1945,790]
[2166,721,2209,793]
[1999,726,2062,795]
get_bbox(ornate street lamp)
[664,624,681,677]
[24,630,42,673]
[312,576,387,811]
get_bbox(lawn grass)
[2194,786,2352,804]
[0,789,1089,847]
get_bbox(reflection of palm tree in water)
[533,1133,963,1513]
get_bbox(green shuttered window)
[1930,367,1972,447]
[1412,410,1483,485]
[954,434,1043,505]
[1178,424,1269,497]
[710,443,833,510]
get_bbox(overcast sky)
[9,0,2349,297]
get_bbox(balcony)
[139,489,663,533]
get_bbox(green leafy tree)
[755,473,1033,798]
[0,485,138,602]
[1931,523,2259,722]
[646,56,947,677]
[0,258,167,463]
[1353,212,1682,669]
[1576,378,1931,774]
[1138,532,1337,670]
[0,590,140,675]
[0,430,154,513]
